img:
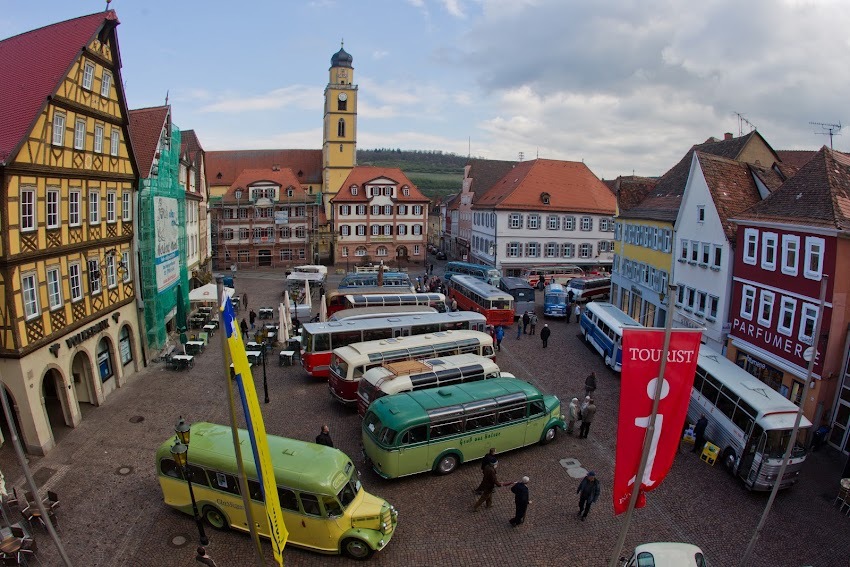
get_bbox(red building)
[727,147,850,440]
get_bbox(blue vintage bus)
[543,283,568,317]
[338,272,414,291]
[444,262,501,287]
[579,302,642,372]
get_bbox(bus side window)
[431,419,463,439]
[483,345,494,357]
[401,425,428,445]
[498,404,526,424]
[278,487,299,511]
[322,495,343,517]
[466,412,497,430]
[299,493,322,516]
[529,400,545,417]
[214,472,240,495]
[247,480,265,502]
[313,333,330,352]
[188,464,210,487]
[160,458,181,479]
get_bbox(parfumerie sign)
[65,319,110,349]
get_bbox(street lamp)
[260,338,269,404]
[171,417,209,546]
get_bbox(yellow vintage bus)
[155,422,397,559]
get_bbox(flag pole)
[740,275,828,565]
[217,279,266,567]
[608,284,677,567]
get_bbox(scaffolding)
[137,125,190,351]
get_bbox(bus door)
[288,491,336,552]
[245,480,271,538]
[738,424,764,483]
[524,400,548,444]
[396,425,429,476]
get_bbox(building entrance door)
[258,249,272,267]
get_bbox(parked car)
[620,542,708,567]
[436,250,447,260]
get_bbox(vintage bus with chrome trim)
[330,305,437,322]
[543,283,568,317]
[344,292,447,313]
[444,261,502,286]
[155,422,397,560]
[302,312,487,378]
[356,354,513,416]
[519,265,584,289]
[362,378,565,478]
[339,272,414,291]
[579,302,642,371]
[328,330,495,405]
[688,345,812,491]
[447,275,515,327]
[325,287,421,316]
[497,277,535,318]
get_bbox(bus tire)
[434,453,460,475]
[342,537,374,560]
[541,425,558,445]
[722,447,736,474]
[202,505,229,531]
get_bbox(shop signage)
[731,317,819,366]
[65,319,110,349]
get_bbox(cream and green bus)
[362,378,565,478]
[155,422,397,560]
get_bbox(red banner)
[613,328,702,515]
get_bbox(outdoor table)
[185,341,205,355]
[0,536,22,555]
[279,350,296,366]
[202,324,216,337]
[190,315,207,329]
[259,308,274,320]
[245,341,262,351]
[172,354,194,370]
[246,350,264,364]
[198,306,213,315]
[230,362,253,377]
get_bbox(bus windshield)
[330,356,348,379]
[364,412,397,446]
[337,477,361,508]
[491,299,511,310]
[764,428,805,458]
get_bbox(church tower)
[322,43,357,215]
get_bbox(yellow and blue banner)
[222,295,288,564]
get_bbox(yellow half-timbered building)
[0,11,143,454]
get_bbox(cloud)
[441,0,466,18]
[372,50,389,60]
[198,86,322,113]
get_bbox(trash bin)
[812,425,830,451]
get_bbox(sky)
[2,0,849,181]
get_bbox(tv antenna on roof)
[810,121,842,149]
[734,112,756,136]
[518,152,524,162]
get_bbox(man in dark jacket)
[576,471,600,521]
[579,399,596,439]
[249,309,257,330]
[540,324,551,348]
[585,372,597,397]
[474,448,498,494]
[509,476,530,526]
[473,461,508,511]
[315,424,334,447]
[522,311,531,334]
[692,415,709,454]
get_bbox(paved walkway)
[1,265,849,566]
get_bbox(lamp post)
[261,338,269,404]
[171,417,209,546]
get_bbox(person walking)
[242,292,249,310]
[576,471,600,521]
[473,461,508,511]
[579,398,596,438]
[430,264,434,275]
[249,309,257,330]
[240,318,249,340]
[574,302,582,322]
[692,415,709,454]
[451,298,458,312]
[474,448,498,494]
[495,326,504,351]
[315,424,334,447]
[516,320,522,340]
[540,324,551,348]
[522,311,531,334]
[509,476,530,527]
[567,397,580,435]
[529,313,538,335]
[195,546,218,566]
[584,371,597,397]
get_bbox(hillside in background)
[357,149,470,200]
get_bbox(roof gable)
[466,159,518,199]
[0,11,119,164]
[128,106,169,178]
[222,168,308,202]
[206,149,323,187]
[330,166,429,203]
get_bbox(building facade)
[0,11,144,454]
[454,159,517,263]
[330,167,429,267]
[180,129,211,285]
[470,159,616,276]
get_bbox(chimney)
[724,133,733,141]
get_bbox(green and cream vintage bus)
[362,378,565,478]
[156,422,397,560]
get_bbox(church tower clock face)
[338,92,348,102]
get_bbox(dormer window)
[402,186,410,196]
[541,192,551,205]
[350,185,358,196]
[287,188,294,198]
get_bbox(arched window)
[355,246,367,257]
[337,119,345,137]
[119,325,133,365]
[377,246,388,257]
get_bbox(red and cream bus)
[330,305,437,322]
[328,330,495,405]
[519,265,585,289]
[325,289,440,316]
[447,275,514,327]
[301,312,487,379]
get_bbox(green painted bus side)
[362,378,565,479]
[155,422,397,558]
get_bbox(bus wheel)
[541,425,558,445]
[343,538,374,560]
[722,447,736,474]
[202,506,228,531]
[435,453,459,475]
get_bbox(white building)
[469,159,616,276]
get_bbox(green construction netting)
[137,125,190,351]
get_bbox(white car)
[621,542,708,567]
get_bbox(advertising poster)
[154,196,180,292]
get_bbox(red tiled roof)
[735,146,850,231]
[128,106,169,178]
[180,129,205,167]
[330,167,429,203]
[466,159,518,199]
[221,168,309,202]
[206,149,322,187]
[0,11,119,164]
[613,176,659,212]
[472,158,615,214]
[694,152,765,243]
[776,150,818,169]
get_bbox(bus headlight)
[381,522,387,530]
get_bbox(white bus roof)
[304,311,486,334]
[697,345,812,428]
[364,354,499,384]
[331,305,437,321]
[334,330,493,359]
[450,275,513,300]
[345,293,445,306]
[585,302,641,329]
[292,265,328,275]
[286,272,325,283]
